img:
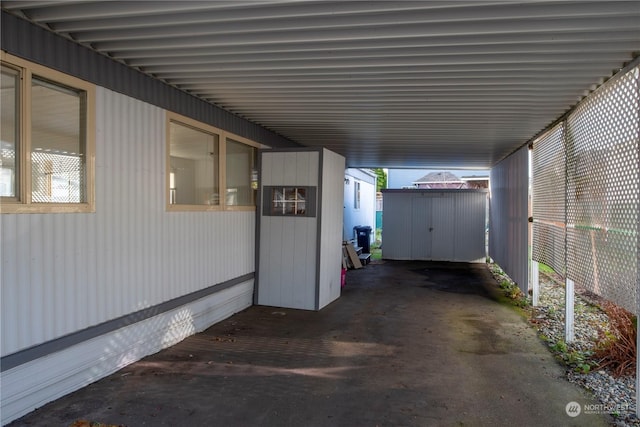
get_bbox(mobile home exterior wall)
[343,168,377,242]
[0,12,297,425]
[0,85,257,426]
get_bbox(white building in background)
[343,168,377,244]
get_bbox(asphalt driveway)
[9,260,610,427]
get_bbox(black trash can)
[354,225,372,254]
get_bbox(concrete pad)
[8,261,610,426]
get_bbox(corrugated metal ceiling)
[2,0,639,168]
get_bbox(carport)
[1,1,639,425]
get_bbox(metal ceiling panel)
[2,0,639,168]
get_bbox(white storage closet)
[256,148,345,310]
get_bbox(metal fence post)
[564,278,575,342]
[531,261,539,306]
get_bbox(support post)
[531,261,539,306]
[564,278,575,342]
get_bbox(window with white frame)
[262,186,316,217]
[0,53,95,213]
[167,112,261,211]
[354,180,361,209]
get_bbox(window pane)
[1,65,19,198]
[296,188,306,214]
[271,187,284,214]
[265,186,315,217]
[31,77,86,203]
[169,121,219,205]
[225,138,257,206]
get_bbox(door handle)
[429,227,433,232]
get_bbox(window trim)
[0,52,95,214]
[166,113,223,211]
[166,111,263,212]
[224,133,260,211]
[261,186,317,217]
[1,62,21,203]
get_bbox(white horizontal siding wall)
[1,87,255,424]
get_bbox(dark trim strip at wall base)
[1,273,254,372]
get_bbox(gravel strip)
[491,265,638,426]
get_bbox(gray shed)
[382,189,488,262]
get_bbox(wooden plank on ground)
[342,247,349,269]
[345,243,363,269]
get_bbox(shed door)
[411,197,432,259]
[410,195,455,261]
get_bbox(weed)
[551,340,568,353]
[574,363,588,373]
[548,340,595,373]
[488,262,530,309]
